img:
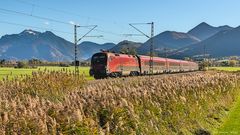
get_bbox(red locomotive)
[90,52,199,79]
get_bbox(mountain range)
[0,30,115,61]
[110,40,142,53]
[137,31,200,54]
[173,26,240,58]
[188,22,233,40]
[0,22,239,61]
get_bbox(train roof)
[139,55,166,60]
[96,52,198,64]
[102,52,138,58]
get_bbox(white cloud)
[69,21,80,26]
[69,21,75,25]
[44,22,49,25]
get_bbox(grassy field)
[211,67,240,71]
[211,67,240,134]
[0,66,93,80]
[1,66,238,80]
[215,96,240,135]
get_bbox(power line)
[129,24,151,38]
[12,0,95,20]
[0,8,116,35]
[123,34,145,37]
[81,26,123,37]
[0,20,113,43]
[0,7,127,39]
[100,37,120,43]
[11,0,130,31]
[0,8,72,26]
[0,19,125,45]
[0,3,145,43]
[81,25,143,42]
[0,20,73,35]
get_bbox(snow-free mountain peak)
[188,22,233,40]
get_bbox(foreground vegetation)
[0,71,240,134]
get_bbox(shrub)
[15,61,28,68]
[59,63,70,67]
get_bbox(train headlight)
[89,69,94,76]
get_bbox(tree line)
[0,59,90,68]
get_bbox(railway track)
[87,71,204,86]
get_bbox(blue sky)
[0,0,239,44]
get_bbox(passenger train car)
[90,52,199,79]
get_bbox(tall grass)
[0,71,239,134]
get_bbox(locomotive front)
[90,52,109,79]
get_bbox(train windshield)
[91,53,107,65]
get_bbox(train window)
[153,62,160,66]
[92,53,107,64]
[169,62,179,66]
[159,62,165,66]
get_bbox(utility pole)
[164,47,167,58]
[149,22,154,74]
[202,44,209,70]
[129,22,154,74]
[203,44,206,61]
[73,24,101,77]
[74,25,79,76]
[203,44,206,69]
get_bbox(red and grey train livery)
[90,52,199,79]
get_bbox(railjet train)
[90,51,199,79]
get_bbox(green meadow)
[212,67,240,134]
[215,96,240,135]
[211,67,240,72]
[0,66,93,80]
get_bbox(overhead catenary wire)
[100,37,120,43]
[81,26,123,37]
[0,8,72,26]
[0,2,147,43]
[0,20,120,44]
[77,25,98,43]
[11,0,131,32]
[0,8,117,38]
[3,0,150,40]
[0,20,74,35]
[0,7,128,39]
[122,34,145,37]
[12,0,98,20]
[9,0,163,39]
